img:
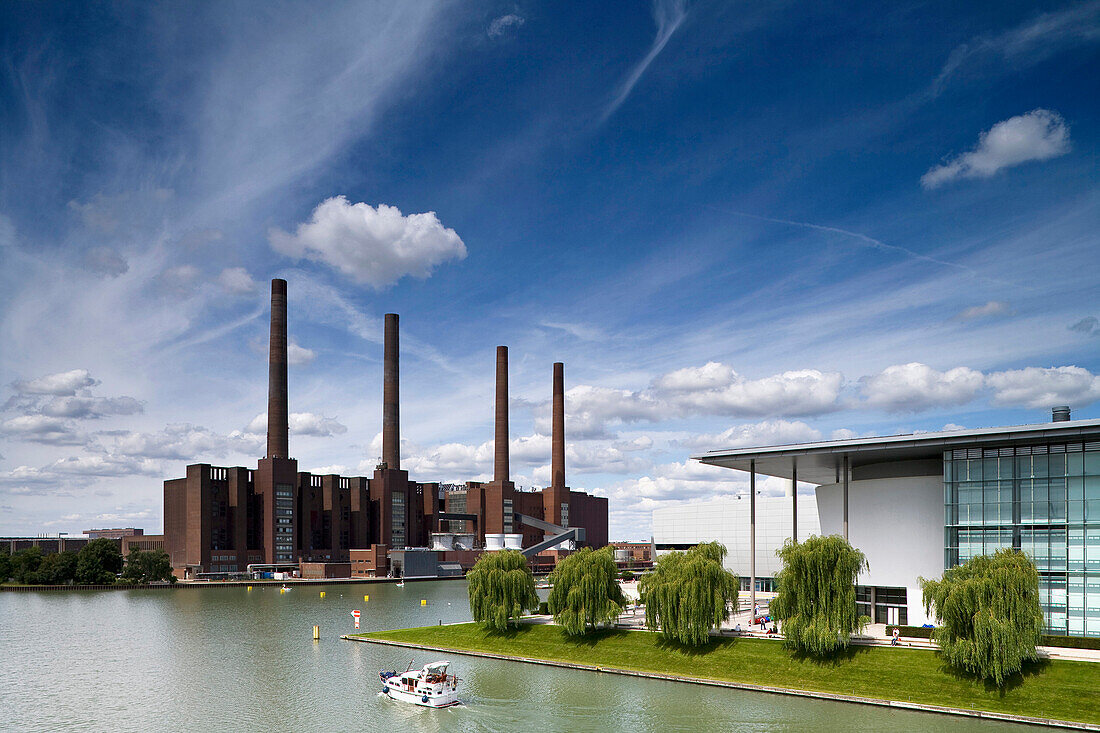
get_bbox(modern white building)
[693,409,1100,636]
[653,493,820,590]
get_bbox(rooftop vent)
[1052,406,1071,422]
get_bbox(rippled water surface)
[1,581,1029,732]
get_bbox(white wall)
[652,494,820,578]
[816,475,943,626]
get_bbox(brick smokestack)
[494,345,509,482]
[266,278,289,459]
[552,362,565,490]
[382,313,400,470]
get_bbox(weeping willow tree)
[638,541,739,646]
[921,549,1043,686]
[467,549,540,632]
[771,535,868,657]
[547,546,627,635]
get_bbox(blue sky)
[0,1,1097,540]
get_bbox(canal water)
[1,580,1028,732]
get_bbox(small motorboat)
[380,661,460,708]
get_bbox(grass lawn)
[358,623,1100,726]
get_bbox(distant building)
[163,280,607,579]
[84,528,143,540]
[2,536,93,555]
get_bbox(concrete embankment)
[345,633,1099,731]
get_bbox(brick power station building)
[163,279,607,578]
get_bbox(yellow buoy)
[320,591,325,599]
[421,599,427,606]
[364,595,369,602]
[280,588,286,594]
[313,625,320,640]
[247,586,252,591]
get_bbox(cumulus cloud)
[655,363,845,417]
[988,366,1100,409]
[100,423,262,461]
[40,396,144,419]
[245,412,348,438]
[13,369,99,396]
[287,341,317,366]
[488,13,524,37]
[82,247,130,278]
[956,300,1010,321]
[217,267,257,295]
[921,109,1070,188]
[680,419,822,452]
[0,415,87,445]
[862,362,985,412]
[268,196,466,288]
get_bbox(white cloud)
[861,362,985,412]
[268,196,466,288]
[655,363,846,418]
[245,412,348,438]
[101,423,263,461]
[155,264,202,297]
[488,13,524,37]
[681,419,822,452]
[956,300,1010,320]
[921,109,1070,188]
[13,369,99,396]
[83,247,130,278]
[287,341,316,366]
[0,415,87,445]
[40,396,144,419]
[988,366,1100,409]
[217,267,257,295]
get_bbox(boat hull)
[381,680,459,708]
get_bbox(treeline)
[0,538,176,585]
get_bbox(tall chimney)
[382,313,400,470]
[494,346,509,482]
[266,279,289,459]
[1053,405,1071,422]
[552,362,565,490]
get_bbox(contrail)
[714,208,1024,289]
[601,0,688,123]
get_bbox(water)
[0,581,1028,732]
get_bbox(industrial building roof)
[693,417,1100,485]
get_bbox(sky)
[0,1,1097,541]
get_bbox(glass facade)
[944,441,1100,636]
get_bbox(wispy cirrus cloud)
[601,0,688,122]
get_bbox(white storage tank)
[484,534,505,551]
[430,533,454,551]
[503,534,523,550]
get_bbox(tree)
[772,535,868,657]
[638,541,739,646]
[921,549,1043,686]
[11,545,44,584]
[76,538,124,584]
[0,550,10,583]
[122,549,176,584]
[467,549,539,631]
[547,546,627,635]
[37,550,78,585]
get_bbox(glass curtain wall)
[944,441,1100,636]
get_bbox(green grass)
[357,623,1100,725]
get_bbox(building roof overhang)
[693,418,1100,485]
